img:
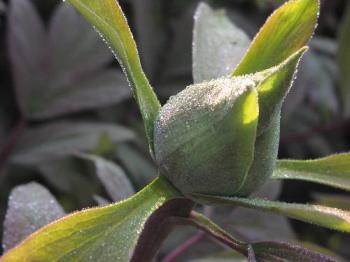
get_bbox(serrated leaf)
[7,1,130,119]
[2,183,65,252]
[11,121,135,165]
[192,194,350,233]
[273,153,350,192]
[233,0,319,76]
[1,177,190,261]
[79,154,135,202]
[67,0,161,151]
[192,2,250,83]
[338,3,350,116]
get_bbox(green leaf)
[192,2,250,83]
[235,48,307,196]
[67,0,161,151]
[233,0,319,76]
[1,177,190,261]
[254,47,307,132]
[192,194,350,233]
[273,153,350,192]
[338,3,350,116]
[2,183,65,252]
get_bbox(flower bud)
[154,49,305,197]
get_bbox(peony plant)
[2,0,350,261]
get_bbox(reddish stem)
[161,231,206,262]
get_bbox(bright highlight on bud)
[154,48,306,198]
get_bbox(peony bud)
[154,49,306,197]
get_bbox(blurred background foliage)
[0,0,349,260]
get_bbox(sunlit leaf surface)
[1,177,184,262]
[233,0,319,76]
[67,0,161,151]
[274,153,350,192]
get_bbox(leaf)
[305,51,338,115]
[116,144,157,187]
[233,0,319,76]
[252,242,336,262]
[93,195,110,206]
[67,0,161,151]
[37,156,110,207]
[273,153,350,192]
[79,154,135,202]
[192,194,350,233]
[192,2,250,83]
[255,47,307,132]
[7,1,130,119]
[49,3,112,75]
[11,121,135,165]
[338,3,350,116]
[247,245,257,262]
[282,49,338,117]
[33,69,131,119]
[212,180,295,243]
[189,251,246,262]
[189,211,335,262]
[1,177,192,261]
[131,0,165,77]
[313,193,350,210]
[214,207,296,242]
[235,48,307,196]
[0,0,6,13]
[7,0,46,115]
[2,182,65,252]
[161,4,194,80]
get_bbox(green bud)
[154,48,306,197]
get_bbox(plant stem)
[0,117,27,173]
[161,231,206,262]
[188,211,248,256]
[168,211,248,258]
